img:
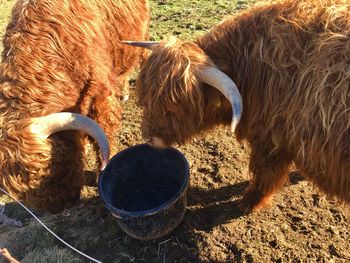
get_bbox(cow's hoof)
[237,190,273,214]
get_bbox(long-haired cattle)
[125,0,350,213]
[0,0,150,212]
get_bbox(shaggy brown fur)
[0,0,149,212]
[137,0,350,213]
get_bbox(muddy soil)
[101,89,350,263]
[1,85,349,263]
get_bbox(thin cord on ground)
[0,187,103,263]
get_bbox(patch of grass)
[0,0,14,52]
[1,217,58,259]
[22,246,82,263]
[0,0,256,51]
[149,0,256,41]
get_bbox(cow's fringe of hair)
[0,119,85,211]
[137,37,218,145]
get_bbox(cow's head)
[122,38,242,148]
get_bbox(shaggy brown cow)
[0,0,150,212]
[124,0,350,213]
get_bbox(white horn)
[120,40,160,50]
[197,67,243,132]
[29,112,110,170]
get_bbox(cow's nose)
[145,137,167,149]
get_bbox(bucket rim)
[98,143,190,220]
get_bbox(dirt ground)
[103,89,350,263]
[1,0,350,262]
[2,88,349,263]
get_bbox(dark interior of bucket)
[99,144,189,213]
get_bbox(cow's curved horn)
[197,67,243,132]
[29,112,110,170]
[120,40,160,50]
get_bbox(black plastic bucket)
[98,143,189,240]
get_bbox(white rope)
[0,187,102,263]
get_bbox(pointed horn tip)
[119,40,135,44]
[120,40,160,44]
[100,157,109,171]
[230,118,239,133]
[119,41,160,50]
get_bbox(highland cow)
[0,0,150,212]
[124,0,350,213]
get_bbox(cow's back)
[0,0,149,118]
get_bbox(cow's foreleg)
[89,88,122,157]
[119,77,130,101]
[238,140,291,213]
